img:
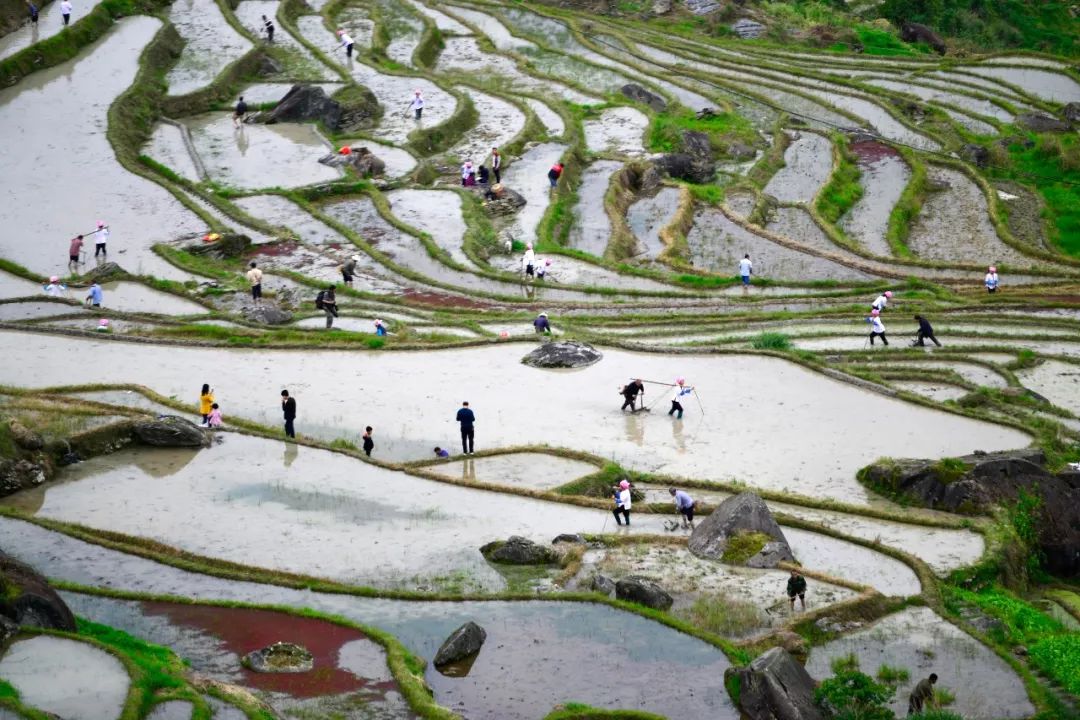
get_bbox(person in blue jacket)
[456,401,475,455]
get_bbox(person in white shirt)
[337,29,354,58]
[42,275,65,297]
[612,479,632,526]
[739,254,752,286]
[93,221,109,258]
[871,290,893,312]
[60,0,71,25]
[246,261,263,305]
[410,90,424,120]
[669,378,693,419]
[985,266,999,294]
[491,147,501,183]
[869,309,887,346]
[522,243,536,277]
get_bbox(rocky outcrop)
[253,84,378,132]
[83,262,128,283]
[615,576,673,610]
[242,642,314,673]
[858,449,1080,576]
[688,492,795,568]
[319,147,386,177]
[185,233,251,259]
[522,341,602,368]
[731,19,767,39]
[961,143,990,168]
[899,22,946,54]
[1064,102,1080,125]
[553,533,586,544]
[621,83,666,112]
[133,416,211,448]
[240,302,293,325]
[0,459,47,495]
[591,573,616,596]
[480,536,558,565]
[654,153,716,184]
[433,621,486,667]
[1018,112,1071,132]
[482,186,527,216]
[725,647,824,720]
[8,420,43,451]
[684,0,720,14]
[0,552,77,632]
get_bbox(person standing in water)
[907,674,938,716]
[491,147,501,183]
[669,378,693,419]
[362,426,374,456]
[199,384,215,424]
[246,261,263,305]
[612,479,632,526]
[318,285,338,328]
[669,487,696,527]
[739,254,752,287]
[787,569,807,611]
[869,308,887,346]
[340,255,357,287]
[547,162,563,189]
[27,1,39,24]
[84,281,103,308]
[233,96,248,128]
[262,14,274,42]
[281,390,297,439]
[68,234,84,271]
[456,401,475,455]
[337,29,355,58]
[620,379,645,411]
[985,265,999,294]
[533,312,551,335]
[522,242,536,278]
[59,0,71,25]
[410,90,424,120]
[92,221,109,258]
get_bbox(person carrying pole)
[913,315,941,347]
[337,29,355,58]
[68,234,84,271]
[868,309,887,346]
[668,378,693,419]
[92,221,109,258]
[620,378,645,411]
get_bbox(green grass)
[720,530,772,564]
[676,593,764,636]
[751,332,792,350]
[1029,635,1080,695]
[543,704,665,720]
[875,664,910,685]
[930,457,969,484]
[817,137,863,225]
[853,26,922,56]
[646,107,758,157]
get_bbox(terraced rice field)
[0,0,1078,718]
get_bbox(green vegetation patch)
[929,457,969,485]
[676,593,764,636]
[646,108,758,157]
[721,530,772,564]
[751,332,792,350]
[814,667,894,720]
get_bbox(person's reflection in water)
[236,126,250,157]
[624,410,645,446]
[283,441,298,467]
[672,418,687,453]
[461,457,476,482]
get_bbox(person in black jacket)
[281,389,296,439]
[787,570,807,611]
[456,401,475,455]
[914,315,941,347]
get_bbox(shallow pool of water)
[500,142,568,247]
[0,0,106,60]
[568,161,622,256]
[583,106,649,156]
[802,89,940,151]
[841,142,909,257]
[627,187,681,259]
[762,132,833,204]
[422,452,597,489]
[166,0,252,96]
[524,98,565,137]
[961,65,1080,104]
[446,87,525,166]
[1016,359,1080,415]
[144,123,203,182]
[806,607,1034,719]
[235,0,335,79]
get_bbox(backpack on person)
[315,290,326,309]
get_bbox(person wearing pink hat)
[868,308,887,346]
[985,266,999,293]
[612,479,632,526]
[409,89,424,120]
[92,221,109,258]
[871,290,893,312]
[668,378,693,419]
[337,29,355,58]
[42,276,65,297]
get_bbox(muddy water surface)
[525,98,564,136]
[447,87,525,165]
[1017,360,1080,415]
[239,81,343,105]
[500,142,567,246]
[403,0,469,33]
[568,160,621,256]
[235,1,335,79]
[762,132,833,204]
[583,106,649,156]
[627,187,681,259]
[384,189,472,267]
[422,452,597,489]
[0,332,1031,503]
[0,18,202,279]
[144,123,203,182]
[803,89,940,151]
[0,0,105,60]
[166,0,252,96]
[962,65,1080,103]
[806,607,1034,719]
[842,142,909,257]
[1,517,737,720]
[0,636,129,720]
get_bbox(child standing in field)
[199,384,215,424]
[362,426,374,456]
[207,403,223,428]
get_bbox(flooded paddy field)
[2,0,1078,716]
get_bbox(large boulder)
[654,153,716,184]
[731,19,767,39]
[482,186,527,216]
[1018,112,1071,132]
[83,262,127,283]
[899,22,946,54]
[615,576,673,610]
[688,492,795,568]
[522,341,602,369]
[480,536,558,565]
[266,84,342,128]
[621,83,667,112]
[433,621,487,668]
[858,449,1080,576]
[319,146,386,177]
[242,642,314,673]
[0,459,47,496]
[7,420,43,451]
[1064,102,1080,125]
[725,647,825,720]
[682,130,713,159]
[591,573,616,596]
[0,553,77,632]
[240,302,293,325]
[961,143,990,168]
[133,416,210,448]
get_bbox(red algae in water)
[140,601,397,698]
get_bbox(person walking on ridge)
[317,285,338,328]
[246,261,263,305]
[787,569,807,611]
[281,390,297,439]
[913,315,941,347]
[60,0,71,25]
[739,254,752,287]
[868,308,887,346]
[620,379,645,411]
[456,401,475,455]
[871,290,893,312]
[612,479,632,526]
[985,265,999,294]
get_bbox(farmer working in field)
[787,569,807,611]
[620,379,645,411]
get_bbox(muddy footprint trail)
[0,0,1078,718]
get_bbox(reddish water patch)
[401,289,494,309]
[849,140,901,164]
[250,241,300,258]
[139,601,397,698]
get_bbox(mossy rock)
[721,531,772,564]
